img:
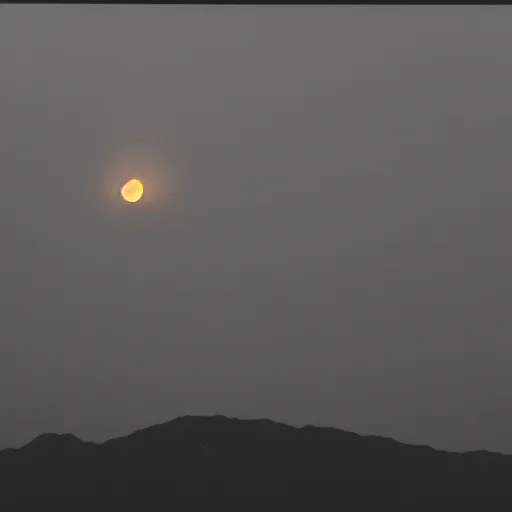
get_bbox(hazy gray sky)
[1,5,512,453]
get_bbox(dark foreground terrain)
[0,415,511,505]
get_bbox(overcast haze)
[1,5,512,453]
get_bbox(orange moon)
[121,179,144,203]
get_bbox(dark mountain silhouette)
[0,415,511,505]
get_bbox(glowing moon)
[121,179,144,203]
